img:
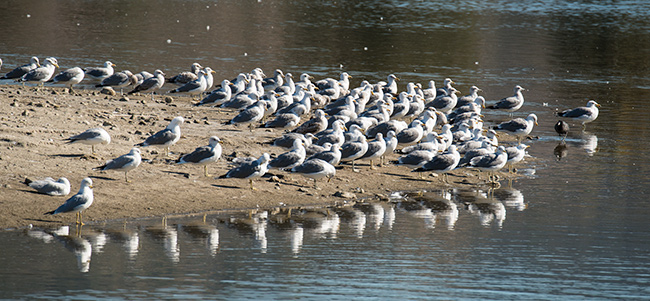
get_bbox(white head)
[81,177,93,188]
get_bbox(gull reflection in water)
[335,206,366,238]
[355,203,386,231]
[181,217,220,257]
[292,208,340,239]
[225,210,268,253]
[53,227,93,273]
[492,187,526,211]
[145,218,180,263]
[398,191,459,230]
[460,190,507,228]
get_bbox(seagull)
[292,109,328,135]
[359,132,387,169]
[177,136,222,177]
[413,145,461,183]
[493,113,538,143]
[24,177,71,196]
[469,146,508,183]
[291,158,336,188]
[95,70,135,94]
[307,143,342,166]
[487,85,526,114]
[18,57,59,87]
[49,67,85,93]
[128,69,166,100]
[136,116,184,156]
[269,139,306,171]
[84,61,115,81]
[427,87,459,113]
[340,136,369,171]
[44,178,94,225]
[456,86,482,107]
[196,79,232,106]
[557,100,600,129]
[166,62,203,85]
[169,69,210,99]
[228,101,266,130]
[220,153,271,190]
[1,56,39,80]
[505,144,529,173]
[65,127,111,155]
[94,148,142,182]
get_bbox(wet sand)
[0,84,521,229]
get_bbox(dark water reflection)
[3,0,650,299]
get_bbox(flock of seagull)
[1,56,601,225]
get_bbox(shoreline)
[0,84,523,229]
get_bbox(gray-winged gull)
[397,120,425,147]
[65,127,111,154]
[456,85,482,107]
[487,85,526,114]
[196,79,232,106]
[229,101,265,130]
[1,56,39,80]
[221,153,271,190]
[263,69,284,90]
[265,110,301,129]
[177,136,222,177]
[84,61,115,81]
[557,100,600,129]
[469,145,508,183]
[381,74,400,95]
[136,116,184,156]
[382,130,398,166]
[413,145,461,183]
[44,178,94,225]
[315,119,346,146]
[505,144,529,173]
[49,67,85,93]
[128,69,166,100]
[436,78,455,97]
[269,139,306,170]
[293,109,328,135]
[493,113,538,143]
[359,132,387,169]
[24,177,71,196]
[95,70,135,94]
[95,148,142,182]
[169,69,210,99]
[339,135,368,171]
[426,87,459,113]
[166,62,202,85]
[307,143,342,166]
[291,158,336,188]
[18,57,58,86]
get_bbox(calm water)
[2,0,650,299]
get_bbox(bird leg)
[204,165,211,177]
[249,179,256,190]
[370,160,376,170]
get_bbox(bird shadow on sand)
[211,184,244,189]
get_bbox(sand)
[0,84,518,229]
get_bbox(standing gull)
[96,70,135,94]
[220,153,271,190]
[166,62,202,85]
[84,61,115,81]
[136,116,184,156]
[493,113,538,143]
[359,132,387,169]
[269,139,306,171]
[128,69,166,100]
[49,67,85,93]
[24,177,71,196]
[229,101,266,130]
[65,127,111,155]
[487,85,526,114]
[95,148,142,182]
[291,158,336,188]
[557,100,600,129]
[177,136,223,176]
[44,178,94,225]
[413,145,461,183]
[469,146,508,184]
[307,143,342,166]
[196,79,232,106]
[340,136,369,171]
[18,57,59,87]
[1,56,39,80]
[293,109,328,135]
[505,144,529,173]
[169,69,210,99]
